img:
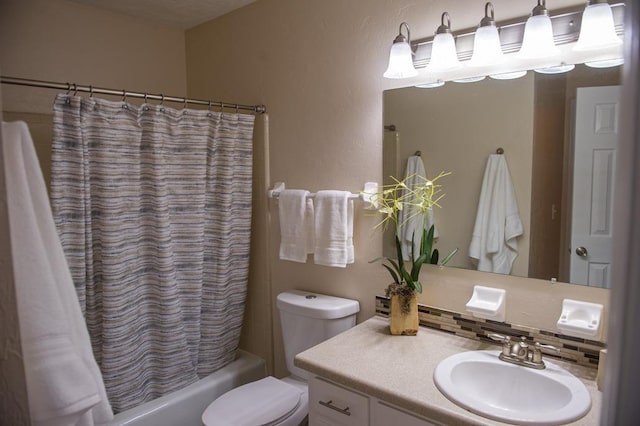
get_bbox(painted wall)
[185,0,609,377]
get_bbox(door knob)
[576,246,588,257]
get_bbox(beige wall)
[0,0,187,115]
[384,75,535,277]
[185,0,608,377]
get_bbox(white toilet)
[201,290,359,426]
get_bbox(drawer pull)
[319,399,351,416]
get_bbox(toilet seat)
[202,376,304,426]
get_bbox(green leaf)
[395,234,407,276]
[422,225,435,258]
[382,264,400,285]
[414,280,423,294]
[440,247,459,266]
[430,248,439,265]
[411,253,428,281]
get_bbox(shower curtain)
[50,94,255,412]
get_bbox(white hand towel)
[398,155,437,261]
[313,190,354,267]
[3,121,113,426]
[469,154,524,274]
[279,189,314,262]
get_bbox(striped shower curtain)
[50,94,255,412]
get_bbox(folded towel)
[279,189,314,262]
[398,155,438,261]
[469,154,524,274]
[3,121,113,425]
[313,190,354,267]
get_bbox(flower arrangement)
[370,171,457,313]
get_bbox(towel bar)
[268,182,379,209]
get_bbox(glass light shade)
[415,80,445,89]
[426,32,461,72]
[453,76,486,83]
[574,3,622,51]
[535,63,575,74]
[384,41,418,79]
[469,25,504,66]
[518,14,560,58]
[489,70,528,80]
[585,58,624,68]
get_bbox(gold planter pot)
[389,293,419,336]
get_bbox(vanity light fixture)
[466,3,527,81]
[518,0,559,59]
[426,12,461,73]
[519,0,574,74]
[390,1,624,84]
[574,0,623,68]
[469,3,502,66]
[453,3,501,83]
[383,22,418,79]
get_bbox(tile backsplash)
[376,296,605,368]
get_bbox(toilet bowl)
[201,290,359,426]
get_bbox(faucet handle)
[488,333,512,356]
[531,342,561,364]
[487,333,510,343]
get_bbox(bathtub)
[110,350,266,426]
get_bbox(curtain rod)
[0,76,266,114]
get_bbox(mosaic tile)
[375,295,605,369]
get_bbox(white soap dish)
[556,299,603,340]
[465,285,506,323]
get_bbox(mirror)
[383,64,621,287]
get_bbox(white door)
[570,86,621,288]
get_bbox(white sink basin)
[433,350,591,425]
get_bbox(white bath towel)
[398,155,437,261]
[2,121,113,426]
[313,190,354,267]
[469,154,524,274]
[278,189,314,262]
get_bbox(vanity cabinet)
[308,376,439,426]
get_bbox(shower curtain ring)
[160,94,165,105]
[89,85,94,98]
[66,82,71,95]
[121,89,129,109]
[235,104,239,114]
[183,97,188,109]
[72,83,78,96]
[144,93,148,104]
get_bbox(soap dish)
[556,299,603,340]
[465,285,506,322]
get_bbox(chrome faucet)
[488,334,559,369]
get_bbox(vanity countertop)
[294,316,601,426]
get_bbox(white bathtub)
[110,350,266,426]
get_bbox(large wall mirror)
[383,64,621,288]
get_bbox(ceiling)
[68,0,258,30]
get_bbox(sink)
[433,350,591,425]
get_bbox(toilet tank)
[277,290,359,380]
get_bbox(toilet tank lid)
[277,290,360,319]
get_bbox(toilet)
[202,290,359,426]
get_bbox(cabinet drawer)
[371,400,440,426]
[309,376,369,426]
